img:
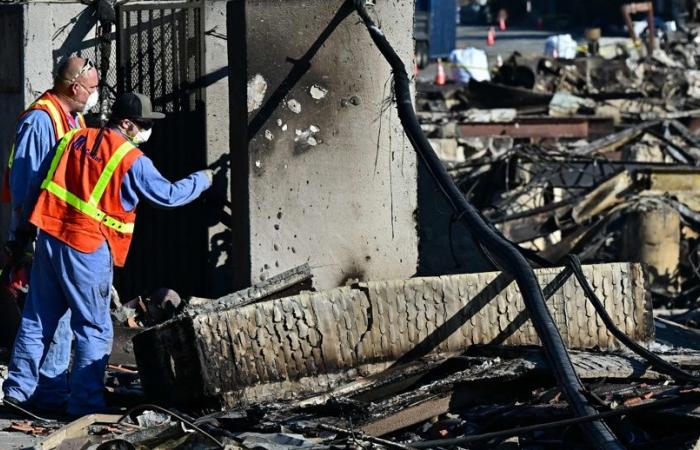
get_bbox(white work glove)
[203,169,214,185]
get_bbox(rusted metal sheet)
[133,263,652,408]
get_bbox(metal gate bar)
[115,1,208,299]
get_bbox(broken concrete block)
[133,263,652,408]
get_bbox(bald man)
[2,56,98,414]
[6,57,99,235]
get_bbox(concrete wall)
[229,0,419,290]
[203,0,234,296]
[416,163,493,277]
[0,2,97,244]
[0,5,24,239]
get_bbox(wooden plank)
[361,396,451,436]
[185,263,313,313]
[572,121,659,156]
[41,414,121,450]
[571,171,635,224]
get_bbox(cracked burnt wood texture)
[133,263,653,407]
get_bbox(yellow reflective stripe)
[7,143,15,169]
[89,141,135,206]
[35,99,66,138]
[44,181,134,233]
[41,129,79,188]
[9,98,79,173]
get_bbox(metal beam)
[457,118,613,139]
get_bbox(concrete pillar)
[203,0,234,297]
[228,1,418,290]
[622,205,681,294]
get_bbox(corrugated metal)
[115,1,208,300]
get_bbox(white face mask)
[83,90,99,113]
[132,127,152,145]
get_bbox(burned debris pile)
[12,17,700,450]
[421,31,700,312]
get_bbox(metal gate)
[115,1,208,299]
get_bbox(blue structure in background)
[415,0,457,67]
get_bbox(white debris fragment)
[247,74,267,113]
[307,136,318,146]
[254,160,262,168]
[136,410,171,428]
[309,125,320,133]
[282,124,288,131]
[309,85,328,100]
[276,119,283,127]
[295,129,303,136]
[264,130,274,141]
[287,99,302,114]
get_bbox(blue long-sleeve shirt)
[20,127,211,238]
[9,110,81,239]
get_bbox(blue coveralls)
[7,110,79,410]
[3,127,211,415]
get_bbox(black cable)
[2,398,55,424]
[351,2,623,448]
[566,255,700,384]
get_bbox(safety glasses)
[65,58,95,84]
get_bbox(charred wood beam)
[572,121,660,156]
[357,349,678,437]
[185,263,313,314]
[457,118,613,140]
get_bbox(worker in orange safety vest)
[3,92,212,416]
[1,56,98,414]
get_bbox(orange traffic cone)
[497,9,508,30]
[434,59,446,85]
[487,27,496,46]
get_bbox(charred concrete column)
[203,0,234,297]
[622,204,681,294]
[228,1,418,290]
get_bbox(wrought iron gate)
[115,1,208,299]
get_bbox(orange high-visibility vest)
[2,91,86,203]
[30,128,143,267]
